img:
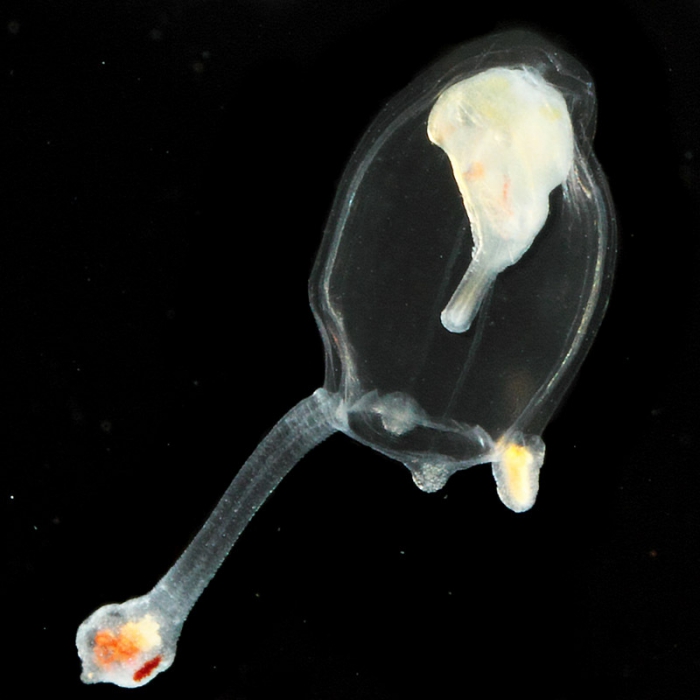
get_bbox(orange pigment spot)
[464,161,485,180]
[133,656,162,682]
[93,628,141,667]
[503,443,530,468]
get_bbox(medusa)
[77,30,615,687]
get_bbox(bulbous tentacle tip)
[491,434,545,513]
[76,596,179,688]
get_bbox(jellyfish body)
[77,30,615,687]
[313,30,615,512]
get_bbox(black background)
[4,1,700,698]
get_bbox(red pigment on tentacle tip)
[133,656,162,682]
